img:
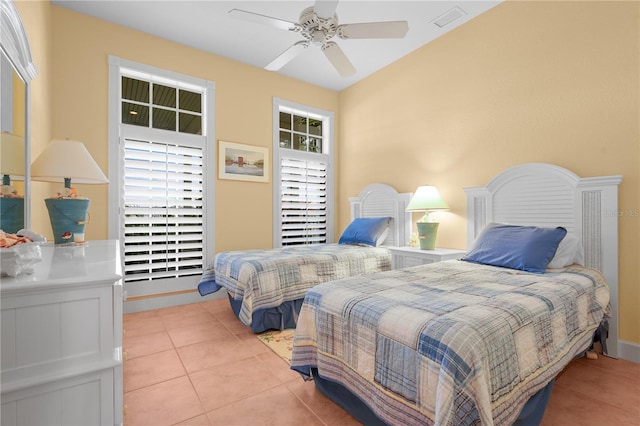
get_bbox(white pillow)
[376,228,389,246]
[547,233,584,269]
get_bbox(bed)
[197,183,412,333]
[290,162,622,426]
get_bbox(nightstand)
[388,246,466,269]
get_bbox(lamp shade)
[406,185,449,212]
[1,131,25,178]
[31,139,109,185]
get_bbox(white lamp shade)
[406,185,449,211]
[1,132,25,177]
[31,139,109,184]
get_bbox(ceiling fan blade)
[228,9,299,32]
[313,0,339,19]
[338,21,409,39]
[322,42,356,77]
[265,41,309,71]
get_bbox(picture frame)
[218,140,269,183]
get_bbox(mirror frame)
[1,0,37,229]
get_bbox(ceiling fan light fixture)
[233,0,408,77]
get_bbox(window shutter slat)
[123,137,204,282]
[280,157,328,246]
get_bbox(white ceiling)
[51,0,502,91]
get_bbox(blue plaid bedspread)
[290,260,610,426]
[198,244,391,326]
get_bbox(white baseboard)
[618,340,640,364]
[123,289,225,314]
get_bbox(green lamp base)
[45,198,90,244]
[416,222,439,250]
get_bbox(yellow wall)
[15,1,639,345]
[41,4,339,252]
[339,1,639,345]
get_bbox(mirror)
[0,0,37,232]
[1,50,26,232]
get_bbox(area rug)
[256,328,295,364]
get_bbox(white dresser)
[1,240,123,426]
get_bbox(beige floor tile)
[124,376,203,426]
[160,308,217,330]
[123,314,166,338]
[166,317,235,348]
[555,357,640,413]
[200,297,233,315]
[177,335,251,373]
[233,329,273,354]
[124,330,174,360]
[123,349,186,393]
[219,317,253,335]
[576,355,640,384]
[286,379,362,426]
[190,355,283,412]
[542,381,639,426]
[206,384,325,426]
[255,351,301,384]
[206,302,241,323]
[155,302,207,317]
[174,414,211,426]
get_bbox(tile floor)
[123,298,640,425]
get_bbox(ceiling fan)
[229,0,409,77]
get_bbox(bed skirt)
[310,368,555,426]
[227,294,304,333]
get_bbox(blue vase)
[0,197,24,233]
[44,198,89,244]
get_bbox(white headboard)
[349,183,412,248]
[464,163,622,358]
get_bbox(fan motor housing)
[299,6,338,45]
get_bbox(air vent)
[432,6,467,28]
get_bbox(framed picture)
[218,140,269,183]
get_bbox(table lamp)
[0,132,25,233]
[406,185,449,250]
[31,139,109,244]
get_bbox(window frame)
[108,56,216,299]
[272,97,335,247]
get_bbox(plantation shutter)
[122,138,204,282]
[273,98,334,247]
[281,157,328,246]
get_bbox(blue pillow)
[338,217,392,247]
[461,223,567,273]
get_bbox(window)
[121,76,202,134]
[121,139,204,282]
[278,110,324,153]
[273,98,334,247]
[108,57,215,299]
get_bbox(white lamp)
[406,185,449,250]
[0,132,25,232]
[31,139,108,244]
